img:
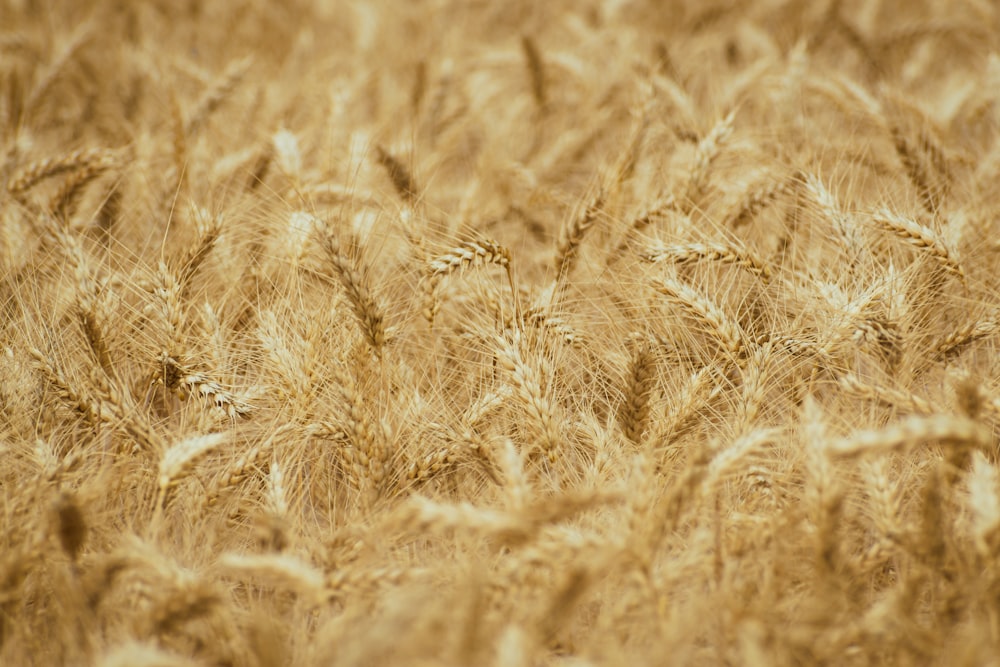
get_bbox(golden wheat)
[4,2,1000,665]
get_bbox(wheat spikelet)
[171,208,223,291]
[143,263,187,392]
[609,194,679,260]
[523,306,585,349]
[375,144,418,202]
[884,106,947,214]
[332,358,387,504]
[272,128,302,185]
[838,372,934,415]
[97,642,201,667]
[217,552,325,602]
[177,372,253,420]
[30,348,165,454]
[521,35,546,109]
[404,440,461,486]
[726,173,795,228]
[53,491,87,563]
[736,341,772,429]
[803,173,863,259]
[966,451,1000,556]
[184,56,252,135]
[702,428,779,494]
[49,155,116,222]
[861,457,904,550]
[24,24,93,114]
[50,223,115,376]
[652,365,723,451]
[428,238,512,278]
[934,313,1000,360]
[205,424,296,509]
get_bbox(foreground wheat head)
[4,1,1000,665]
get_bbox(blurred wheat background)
[3,1,1000,665]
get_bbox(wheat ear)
[683,108,736,210]
[871,208,964,280]
[827,415,992,458]
[521,35,546,109]
[803,173,863,259]
[495,333,562,463]
[641,240,771,282]
[375,144,419,202]
[619,336,656,445]
[7,148,112,195]
[315,222,388,357]
[184,56,252,135]
[726,173,795,228]
[934,313,1000,360]
[837,372,934,415]
[553,187,605,282]
[423,239,514,326]
[651,276,745,355]
[49,155,116,222]
[205,424,296,509]
[155,432,229,512]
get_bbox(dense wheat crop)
[4,0,1000,664]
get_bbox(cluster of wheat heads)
[3,0,1000,665]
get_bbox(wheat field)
[3,1,1000,665]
